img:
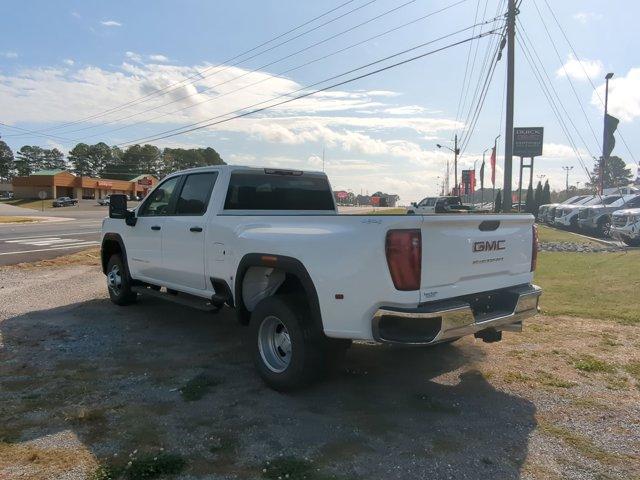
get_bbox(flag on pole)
[490,145,497,186]
[603,113,619,158]
[480,159,485,191]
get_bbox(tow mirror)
[109,194,128,219]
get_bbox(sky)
[1,0,639,203]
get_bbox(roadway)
[0,201,109,266]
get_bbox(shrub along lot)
[0,247,638,479]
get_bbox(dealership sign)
[137,178,153,186]
[513,127,543,157]
[97,181,113,188]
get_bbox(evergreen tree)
[524,184,535,213]
[493,190,502,213]
[534,181,543,215]
[542,180,551,205]
[0,139,14,181]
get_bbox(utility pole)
[502,0,516,212]
[562,165,573,199]
[601,72,614,195]
[437,136,460,195]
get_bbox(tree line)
[0,140,225,182]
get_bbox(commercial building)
[11,170,157,200]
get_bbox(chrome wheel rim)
[258,315,292,373]
[107,264,123,294]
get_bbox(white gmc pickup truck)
[101,165,541,390]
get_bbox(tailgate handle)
[479,220,500,231]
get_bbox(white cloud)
[573,12,602,25]
[70,11,81,19]
[125,51,142,63]
[384,105,427,115]
[556,54,603,82]
[63,59,74,66]
[148,54,169,63]
[591,67,640,122]
[101,20,122,27]
[2,51,18,59]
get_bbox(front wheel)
[597,217,611,238]
[106,254,137,306]
[250,295,326,391]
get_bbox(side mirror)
[412,202,417,207]
[109,194,128,218]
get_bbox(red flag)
[490,146,496,187]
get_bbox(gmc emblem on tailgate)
[473,240,506,252]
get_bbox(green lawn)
[0,198,53,210]
[536,224,600,245]
[367,208,408,215]
[535,250,640,324]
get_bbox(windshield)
[563,195,586,204]
[601,196,622,205]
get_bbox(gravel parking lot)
[1,261,639,479]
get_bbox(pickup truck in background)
[610,207,640,246]
[52,196,78,207]
[577,194,640,237]
[407,196,471,214]
[101,166,541,390]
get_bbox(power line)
[454,0,482,127]
[541,0,638,167]
[119,28,501,146]
[62,0,450,139]
[29,0,373,134]
[76,0,471,142]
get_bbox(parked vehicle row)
[407,196,471,214]
[537,193,640,245]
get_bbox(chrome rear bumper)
[372,284,542,345]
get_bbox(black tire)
[106,254,137,306]
[597,217,611,238]
[249,295,326,391]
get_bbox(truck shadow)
[0,297,535,479]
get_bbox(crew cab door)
[160,172,218,291]
[127,175,181,281]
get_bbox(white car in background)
[611,208,640,246]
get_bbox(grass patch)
[538,421,620,465]
[573,355,615,373]
[179,373,219,401]
[92,452,186,480]
[503,371,531,384]
[536,225,600,245]
[0,215,37,223]
[4,247,100,269]
[208,434,239,455]
[535,250,640,324]
[536,371,575,389]
[0,198,53,210]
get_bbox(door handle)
[151,225,161,231]
[190,226,203,232]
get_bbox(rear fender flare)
[234,253,323,334]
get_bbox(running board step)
[132,286,221,312]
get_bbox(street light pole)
[562,166,574,199]
[601,72,614,194]
[437,138,460,195]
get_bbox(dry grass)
[0,441,99,479]
[0,198,53,210]
[0,216,38,223]
[536,225,601,245]
[5,248,101,270]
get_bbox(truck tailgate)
[419,214,534,302]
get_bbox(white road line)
[0,242,100,256]
[0,231,100,241]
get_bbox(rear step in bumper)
[372,284,542,345]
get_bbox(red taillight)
[531,224,539,271]
[385,229,422,291]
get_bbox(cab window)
[175,172,218,216]
[139,176,181,216]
